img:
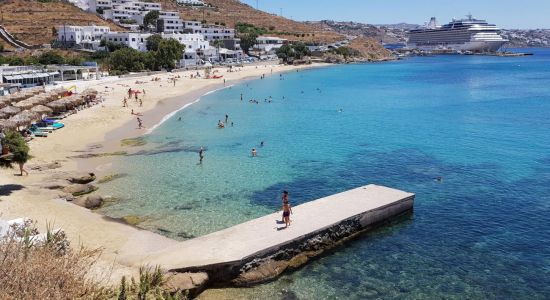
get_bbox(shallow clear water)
[99,49,550,299]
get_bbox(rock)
[67,172,96,184]
[63,184,98,196]
[121,137,147,147]
[233,260,289,286]
[288,253,309,269]
[28,161,62,171]
[164,272,208,296]
[122,215,142,226]
[73,195,104,209]
[41,180,70,190]
[57,192,76,202]
[97,173,127,184]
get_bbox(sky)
[240,0,549,29]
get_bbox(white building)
[255,36,287,53]
[56,25,111,50]
[157,11,184,33]
[181,21,235,41]
[102,32,151,51]
[176,0,205,6]
[90,0,161,26]
[101,32,214,66]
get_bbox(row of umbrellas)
[0,88,98,130]
[0,86,44,109]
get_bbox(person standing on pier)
[282,191,292,228]
[281,191,289,223]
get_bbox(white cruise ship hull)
[411,40,507,52]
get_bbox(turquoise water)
[100,49,550,299]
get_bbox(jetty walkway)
[129,184,414,286]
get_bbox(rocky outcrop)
[164,272,209,298]
[73,195,104,209]
[67,172,96,184]
[63,184,98,197]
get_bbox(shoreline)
[0,61,331,284]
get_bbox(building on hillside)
[176,0,205,6]
[255,36,287,53]
[181,21,235,41]
[102,32,151,51]
[90,0,161,28]
[55,25,111,50]
[157,11,185,33]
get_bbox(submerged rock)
[69,151,127,159]
[122,215,142,226]
[176,231,195,239]
[97,173,128,184]
[173,204,193,211]
[121,137,147,147]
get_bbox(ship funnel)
[427,17,438,29]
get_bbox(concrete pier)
[136,184,414,292]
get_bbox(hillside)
[0,0,124,47]
[156,0,344,43]
[347,37,392,60]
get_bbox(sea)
[98,49,550,299]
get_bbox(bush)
[0,131,29,169]
[0,222,105,299]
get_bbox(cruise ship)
[407,15,508,52]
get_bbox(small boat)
[27,126,48,137]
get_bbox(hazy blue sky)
[240,0,549,29]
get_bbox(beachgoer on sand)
[137,117,143,129]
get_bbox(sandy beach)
[0,62,328,283]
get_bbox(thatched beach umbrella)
[0,106,22,117]
[9,114,32,127]
[46,100,67,112]
[14,100,34,110]
[31,105,53,115]
[0,119,18,130]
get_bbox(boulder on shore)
[67,172,96,184]
[164,272,209,296]
[73,195,104,209]
[63,184,98,196]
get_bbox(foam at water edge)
[145,84,235,134]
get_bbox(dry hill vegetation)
[0,0,124,46]
[157,0,343,43]
[347,37,392,60]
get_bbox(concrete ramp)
[139,184,414,282]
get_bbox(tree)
[292,42,311,59]
[0,131,30,175]
[0,43,4,52]
[38,51,65,65]
[239,33,258,55]
[143,10,159,31]
[146,34,162,51]
[276,44,295,63]
[154,38,184,70]
[108,48,147,73]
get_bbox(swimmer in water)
[252,148,257,157]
